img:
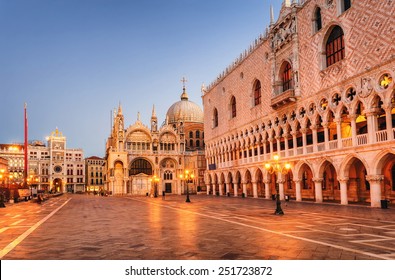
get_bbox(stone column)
[301,128,307,154]
[294,179,302,201]
[291,131,297,156]
[242,182,247,197]
[276,136,281,155]
[365,110,378,144]
[263,140,267,158]
[322,122,329,150]
[384,106,393,140]
[219,183,224,196]
[226,182,231,195]
[311,125,318,153]
[338,177,349,205]
[278,179,285,200]
[206,184,211,195]
[252,182,258,198]
[269,137,274,156]
[366,175,384,208]
[212,183,216,195]
[335,118,342,148]
[349,114,357,146]
[313,178,323,203]
[234,183,238,197]
[283,131,289,157]
[264,179,270,199]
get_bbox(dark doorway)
[165,183,172,193]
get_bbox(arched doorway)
[346,157,370,203]
[299,163,314,201]
[319,161,339,202]
[53,178,62,193]
[245,170,253,197]
[129,158,152,195]
[160,158,177,194]
[284,170,295,200]
[256,169,264,197]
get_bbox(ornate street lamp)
[180,169,194,203]
[0,169,6,207]
[264,154,291,215]
[152,175,159,198]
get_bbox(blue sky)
[0,0,282,157]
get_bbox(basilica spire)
[151,105,158,132]
[117,102,123,115]
[180,77,189,101]
[270,5,274,25]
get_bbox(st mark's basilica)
[104,83,205,196]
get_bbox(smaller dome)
[166,87,204,124]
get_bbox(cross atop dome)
[180,77,189,101]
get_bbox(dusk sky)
[0,0,282,157]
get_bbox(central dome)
[166,87,204,124]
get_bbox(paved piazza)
[1,194,395,260]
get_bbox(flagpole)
[24,103,28,188]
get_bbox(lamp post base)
[274,194,284,215]
[185,195,191,203]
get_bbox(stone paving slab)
[1,194,395,260]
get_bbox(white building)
[28,128,85,193]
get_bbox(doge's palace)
[202,0,395,207]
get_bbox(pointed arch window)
[314,7,322,32]
[282,62,293,92]
[326,26,345,67]
[213,108,218,128]
[231,96,237,118]
[254,80,262,106]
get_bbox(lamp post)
[180,169,194,203]
[264,154,291,215]
[152,175,159,198]
[0,169,6,207]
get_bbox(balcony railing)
[208,129,394,171]
[271,88,296,109]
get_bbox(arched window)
[254,80,261,106]
[196,140,200,147]
[130,159,152,175]
[326,26,345,67]
[213,108,218,128]
[314,7,322,32]
[282,62,293,92]
[231,96,237,118]
[189,131,193,138]
[189,139,193,147]
[196,130,200,138]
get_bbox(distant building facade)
[28,128,85,193]
[105,85,205,196]
[202,0,395,207]
[85,156,105,193]
[0,144,24,187]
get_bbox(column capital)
[338,177,349,183]
[263,179,271,184]
[312,177,323,183]
[366,175,384,182]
